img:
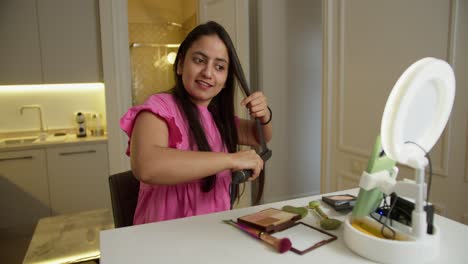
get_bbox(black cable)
[426,153,433,202]
[229,180,247,209]
[229,184,238,209]
[404,141,433,203]
[372,193,397,239]
[235,182,246,207]
[381,194,397,239]
[403,141,435,234]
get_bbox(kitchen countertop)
[23,209,114,264]
[0,133,108,152]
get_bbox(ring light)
[380,57,455,168]
[344,57,456,264]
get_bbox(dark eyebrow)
[192,51,228,64]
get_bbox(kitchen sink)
[0,134,69,146]
[0,136,39,145]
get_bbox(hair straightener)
[229,52,272,207]
[231,119,272,184]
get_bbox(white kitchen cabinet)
[0,0,102,85]
[46,143,110,215]
[0,149,50,234]
[0,0,43,84]
[37,0,102,83]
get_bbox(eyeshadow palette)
[237,208,301,233]
[322,194,357,211]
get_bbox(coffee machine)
[75,112,87,137]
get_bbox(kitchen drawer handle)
[0,156,33,162]
[59,150,97,156]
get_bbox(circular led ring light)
[381,57,455,167]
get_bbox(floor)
[0,234,31,264]
[0,228,101,264]
[0,235,99,264]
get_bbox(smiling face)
[176,35,229,106]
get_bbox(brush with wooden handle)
[223,220,292,253]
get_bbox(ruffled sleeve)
[119,94,184,155]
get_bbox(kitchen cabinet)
[0,142,110,239]
[0,149,50,235]
[37,0,102,83]
[0,0,43,84]
[46,143,111,214]
[0,0,102,85]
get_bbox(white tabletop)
[100,189,468,264]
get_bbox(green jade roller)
[308,201,342,230]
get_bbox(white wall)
[100,0,133,174]
[0,85,106,133]
[324,0,468,223]
[257,0,322,203]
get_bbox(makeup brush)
[223,220,292,253]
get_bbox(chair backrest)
[108,170,140,228]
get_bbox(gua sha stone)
[281,205,308,219]
[308,200,342,230]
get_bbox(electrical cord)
[404,140,435,234]
[373,141,434,236]
[404,141,433,203]
[381,194,397,239]
[372,193,397,239]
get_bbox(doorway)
[127,0,197,105]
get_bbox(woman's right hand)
[230,150,264,180]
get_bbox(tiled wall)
[128,23,184,105]
[127,0,197,105]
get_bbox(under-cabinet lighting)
[0,83,104,93]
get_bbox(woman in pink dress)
[120,21,272,224]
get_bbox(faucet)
[20,105,47,141]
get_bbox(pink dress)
[120,93,232,224]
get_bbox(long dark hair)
[171,21,263,203]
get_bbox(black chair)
[108,170,140,228]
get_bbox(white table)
[100,189,468,263]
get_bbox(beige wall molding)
[99,0,132,174]
[337,170,360,191]
[465,119,468,183]
[335,0,452,178]
[322,0,468,222]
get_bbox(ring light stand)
[343,57,456,264]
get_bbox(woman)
[120,21,272,224]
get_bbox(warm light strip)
[0,83,104,93]
[35,251,100,264]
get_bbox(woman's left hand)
[241,91,270,124]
